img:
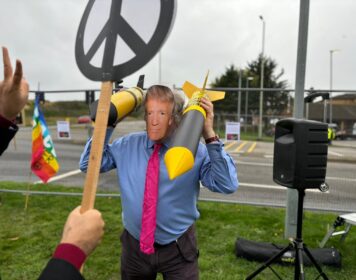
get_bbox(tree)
[211,65,241,113]
[211,55,290,115]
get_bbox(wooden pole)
[81,81,112,213]
[24,172,32,211]
[12,135,17,151]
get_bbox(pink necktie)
[140,143,162,254]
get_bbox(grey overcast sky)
[0,0,355,101]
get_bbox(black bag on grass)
[235,238,341,268]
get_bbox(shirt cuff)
[53,243,87,270]
[0,114,18,130]
[206,140,224,158]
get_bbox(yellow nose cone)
[164,147,195,180]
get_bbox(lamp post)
[258,15,266,139]
[245,77,254,133]
[329,49,339,124]
[158,51,162,84]
[237,70,242,123]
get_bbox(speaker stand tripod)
[245,189,329,280]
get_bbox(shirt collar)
[146,134,172,150]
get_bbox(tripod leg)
[303,244,329,280]
[245,244,292,280]
[294,240,305,280]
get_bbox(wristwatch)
[205,135,219,144]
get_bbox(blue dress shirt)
[79,128,238,244]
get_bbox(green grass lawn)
[0,182,355,280]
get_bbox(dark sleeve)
[0,115,18,156]
[38,258,85,280]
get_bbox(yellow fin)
[182,71,225,102]
[202,71,209,91]
[182,81,199,99]
[206,90,225,102]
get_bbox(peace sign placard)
[75,0,176,81]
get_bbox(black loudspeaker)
[273,118,328,189]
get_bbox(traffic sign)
[75,0,176,81]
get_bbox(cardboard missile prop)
[89,75,145,126]
[164,72,225,180]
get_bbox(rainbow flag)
[31,96,59,182]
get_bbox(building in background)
[308,93,356,137]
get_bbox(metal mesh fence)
[3,89,356,213]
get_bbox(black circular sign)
[75,0,176,81]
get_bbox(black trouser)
[120,225,199,280]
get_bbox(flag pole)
[24,172,32,211]
[12,135,17,151]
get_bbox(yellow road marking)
[247,142,257,153]
[224,141,237,150]
[234,141,247,153]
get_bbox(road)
[1,121,355,212]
